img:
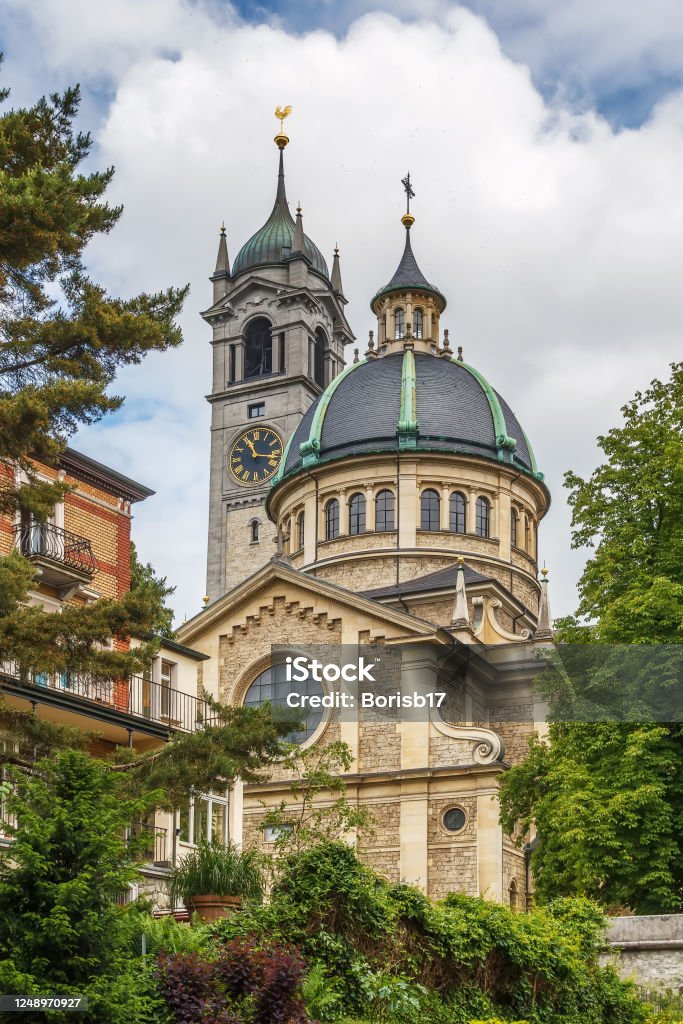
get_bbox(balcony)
[14,521,97,591]
[0,663,216,737]
[130,821,169,867]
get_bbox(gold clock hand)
[243,437,257,456]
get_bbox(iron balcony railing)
[130,822,168,865]
[14,521,97,576]
[0,663,216,733]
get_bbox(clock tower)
[202,120,354,600]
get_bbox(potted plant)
[168,841,265,922]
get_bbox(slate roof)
[372,227,445,308]
[278,351,540,480]
[363,563,490,600]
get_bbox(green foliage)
[0,749,163,1023]
[261,741,374,857]
[301,964,344,1022]
[168,841,266,906]
[130,541,176,639]
[0,72,188,522]
[500,363,683,913]
[211,841,648,1024]
[120,909,209,957]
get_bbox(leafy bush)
[121,909,209,957]
[155,937,310,1024]
[301,964,343,1022]
[211,840,649,1024]
[168,841,265,906]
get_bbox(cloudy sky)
[2,0,682,624]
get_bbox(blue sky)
[2,0,682,623]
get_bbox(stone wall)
[603,915,683,988]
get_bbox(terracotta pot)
[187,894,241,922]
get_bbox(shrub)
[212,840,649,1024]
[155,937,310,1024]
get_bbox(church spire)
[533,567,554,641]
[331,243,343,295]
[214,223,230,276]
[292,204,305,254]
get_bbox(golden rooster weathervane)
[274,105,292,149]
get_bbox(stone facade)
[603,915,683,988]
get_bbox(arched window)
[525,515,531,552]
[244,317,272,378]
[413,307,424,339]
[375,489,395,532]
[314,328,326,388]
[297,511,305,551]
[349,492,366,535]
[420,489,440,531]
[509,879,519,911]
[449,491,466,533]
[325,498,339,541]
[511,508,518,548]
[244,664,323,744]
[249,519,260,543]
[394,307,405,340]
[475,496,490,538]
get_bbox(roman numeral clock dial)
[228,427,284,485]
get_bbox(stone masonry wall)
[603,915,683,988]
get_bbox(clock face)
[229,426,284,485]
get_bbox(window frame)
[420,488,440,531]
[449,491,466,533]
[413,306,424,339]
[375,489,395,532]
[325,498,340,540]
[244,317,273,379]
[178,792,230,847]
[296,510,305,551]
[475,496,490,538]
[348,492,366,535]
[247,402,265,419]
[394,307,405,340]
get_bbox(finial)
[541,566,549,578]
[457,555,464,566]
[220,222,226,235]
[534,564,553,641]
[368,330,374,349]
[401,171,416,229]
[451,555,471,630]
[457,345,464,362]
[274,104,292,149]
[442,329,451,350]
[334,242,339,256]
[202,595,209,606]
[353,347,359,363]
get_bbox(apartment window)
[178,793,229,846]
[420,489,440,531]
[160,659,176,720]
[248,402,265,418]
[449,492,466,534]
[476,496,490,538]
[375,489,395,531]
[348,492,366,535]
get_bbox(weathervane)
[274,105,293,149]
[401,172,415,214]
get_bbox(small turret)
[211,223,231,302]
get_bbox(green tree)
[130,541,176,638]
[0,750,165,1023]
[500,363,683,913]
[260,741,373,859]
[0,68,187,679]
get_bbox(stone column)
[498,489,512,561]
[399,646,437,890]
[398,462,417,552]
[228,779,244,847]
[440,484,450,531]
[339,489,349,536]
[365,485,374,531]
[234,340,245,382]
[468,488,477,535]
[476,777,503,901]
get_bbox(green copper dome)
[232,149,329,279]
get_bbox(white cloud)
[3,1,682,623]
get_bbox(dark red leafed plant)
[155,938,314,1024]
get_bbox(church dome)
[232,147,329,279]
[274,349,543,484]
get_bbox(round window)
[443,807,466,833]
[243,663,323,744]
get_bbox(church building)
[177,118,553,907]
